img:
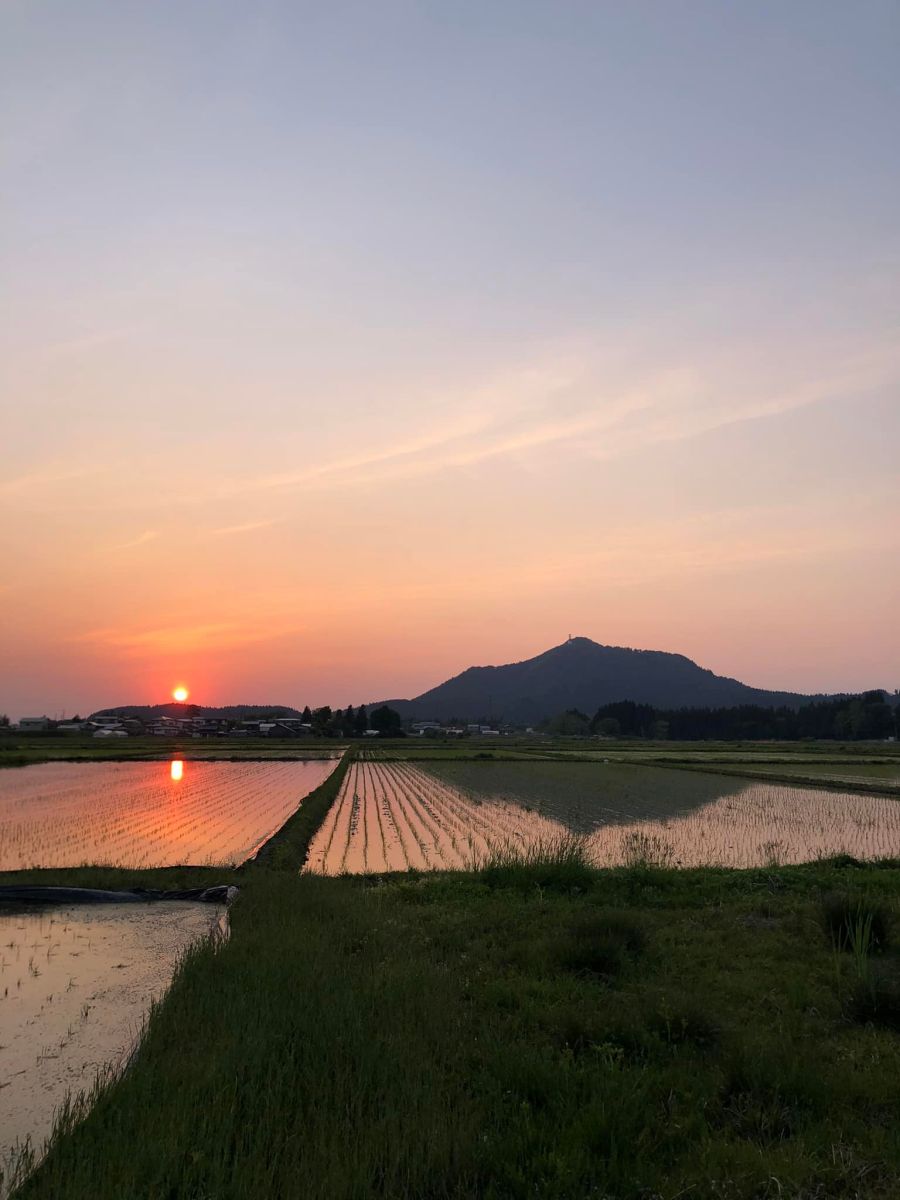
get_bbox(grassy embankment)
[10,741,900,1200]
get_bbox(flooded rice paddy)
[0,759,339,870]
[719,761,900,789]
[306,759,900,874]
[0,901,221,1195]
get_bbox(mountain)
[90,703,303,721]
[370,637,833,725]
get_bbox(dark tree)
[370,705,402,735]
[311,706,332,733]
[545,709,590,736]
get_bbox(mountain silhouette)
[370,636,830,724]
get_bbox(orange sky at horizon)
[3,332,898,718]
[2,5,898,719]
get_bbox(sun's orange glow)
[170,759,184,782]
[172,686,189,703]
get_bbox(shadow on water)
[427,761,748,834]
[425,761,900,867]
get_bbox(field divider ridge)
[243,749,355,872]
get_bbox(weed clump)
[847,969,900,1030]
[476,835,595,894]
[558,911,646,980]
[822,853,865,870]
[620,830,675,869]
[717,1049,824,1146]
[822,893,890,953]
[648,1003,720,1049]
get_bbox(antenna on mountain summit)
[567,634,572,642]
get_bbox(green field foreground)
[12,852,900,1200]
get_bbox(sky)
[1,1,898,718]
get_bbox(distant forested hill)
[90,703,303,721]
[369,637,851,724]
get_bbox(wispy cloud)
[0,466,100,497]
[46,326,141,358]
[108,530,160,552]
[76,619,302,654]
[174,335,899,504]
[212,519,277,536]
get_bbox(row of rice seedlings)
[430,765,900,868]
[0,760,339,870]
[305,762,570,875]
[305,758,900,876]
[591,782,900,868]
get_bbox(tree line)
[299,704,403,737]
[541,692,899,741]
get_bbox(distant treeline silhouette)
[584,692,898,741]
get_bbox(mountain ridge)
[368,637,854,724]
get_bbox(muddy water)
[0,902,220,1193]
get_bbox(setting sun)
[172,686,189,703]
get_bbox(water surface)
[0,902,220,1194]
[0,759,339,870]
[307,760,900,873]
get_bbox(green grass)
[0,864,235,892]
[472,833,597,893]
[11,854,900,1200]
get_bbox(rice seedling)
[0,759,341,871]
[0,902,219,1192]
[431,761,900,869]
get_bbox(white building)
[17,717,51,731]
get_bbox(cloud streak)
[177,335,900,503]
[76,619,303,655]
[107,530,160,552]
[212,519,277,536]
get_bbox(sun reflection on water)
[170,759,184,782]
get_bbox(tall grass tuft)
[620,830,675,869]
[847,968,900,1030]
[472,834,595,894]
[822,893,890,953]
